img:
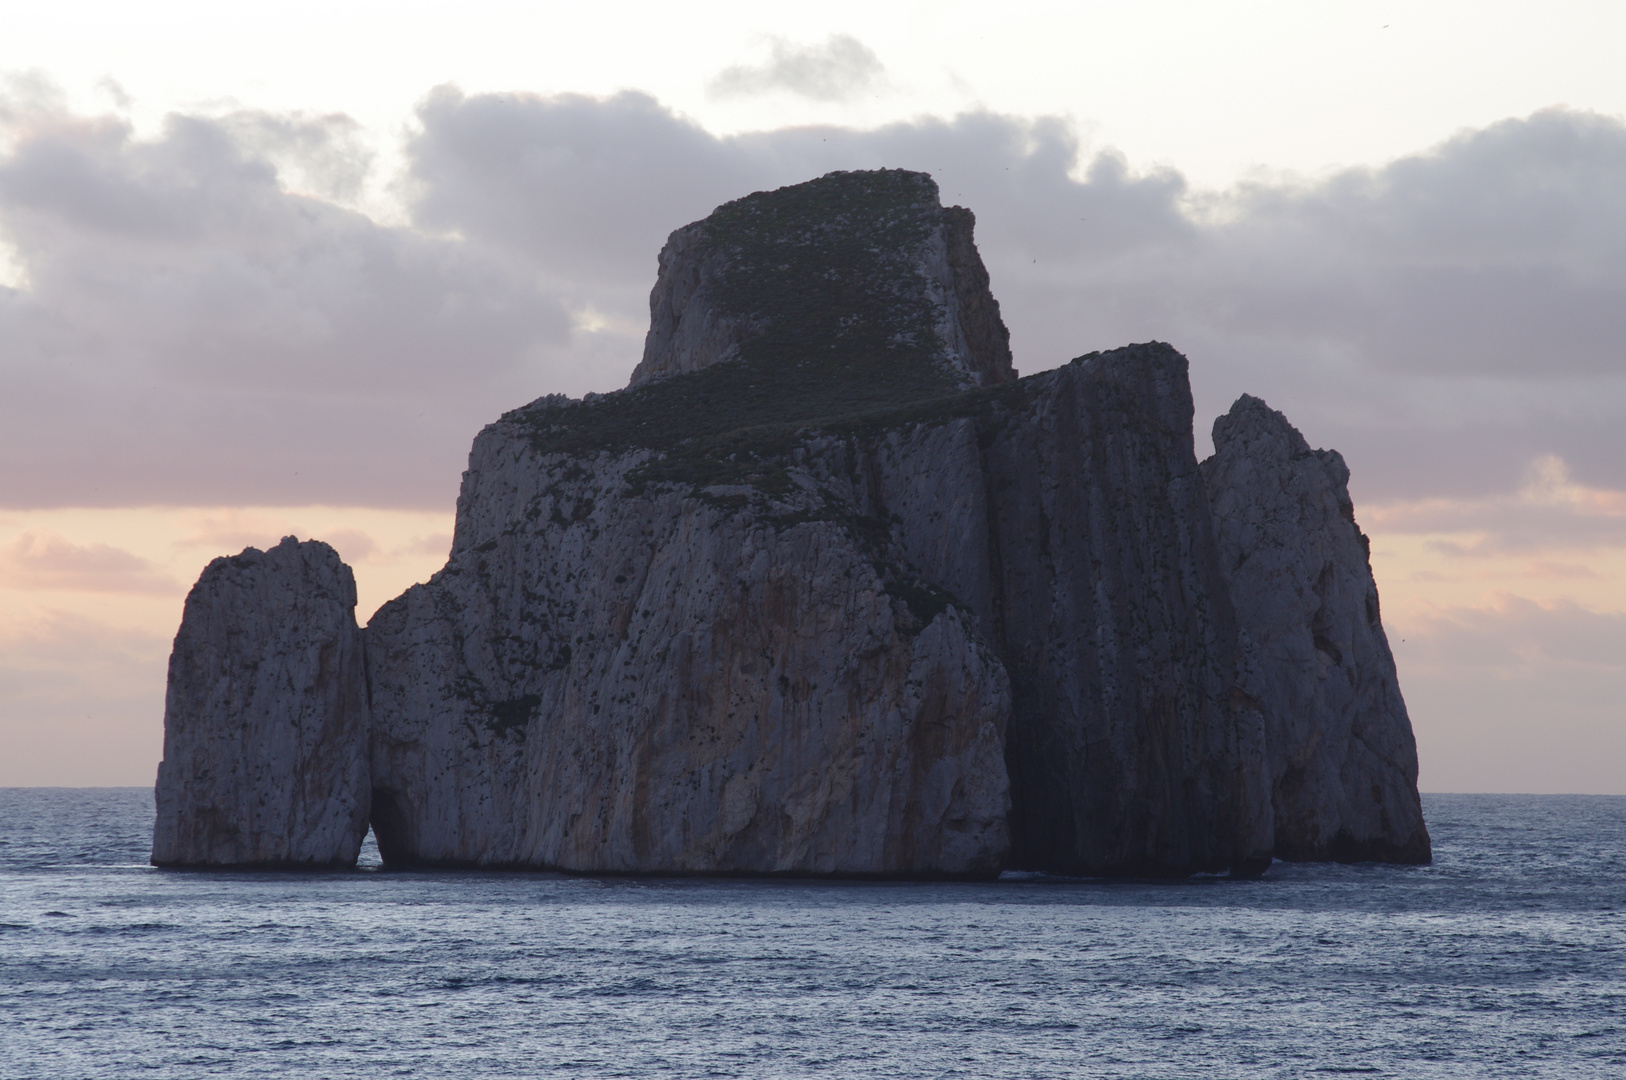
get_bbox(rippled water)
[1,791,1621,1078]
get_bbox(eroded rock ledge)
[152,169,1430,876]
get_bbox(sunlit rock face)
[364,441,1013,876]
[1203,396,1432,864]
[152,537,370,867]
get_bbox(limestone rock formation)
[153,167,1427,877]
[364,338,1272,877]
[152,537,370,867]
[355,171,1271,877]
[1202,395,1431,863]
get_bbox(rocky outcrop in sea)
[1202,396,1430,863]
[152,169,1429,874]
[152,537,370,867]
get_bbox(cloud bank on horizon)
[3,80,1623,513]
[2,77,1623,790]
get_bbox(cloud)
[708,35,886,103]
[171,514,377,564]
[0,86,581,510]
[0,607,170,785]
[0,109,569,395]
[1183,110,1626,380]
[405,87,749,291]
[403,532,452,558]
[402,91,1192,332]
[4,80,1625,524]
[1365,455,1626,556]
[1404,593,1626,671]
[0,532,179,593]
[405,90,1626,504]
[1395,592,1626,793]
[0,605,168,666]
[215,110,375,204]
[322,528,376,563]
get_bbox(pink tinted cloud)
[0,608,170,785]
[1365,455,1626,556]
[1403,593,1626,671]
[173,517,375,563]
[1396,593,1626,794]
[0,532,179,594]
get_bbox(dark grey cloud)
[404,90,1626,507]
[402,91,1193,348]
[0,93,577,509]
[1192,111,1626,379]
[406,87,749,292]
[708,35,886,102]
[3,82,1623,523]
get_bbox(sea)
[0,791,1621,1079]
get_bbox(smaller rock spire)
[152,537,371,867]
[1202,395,1431,864]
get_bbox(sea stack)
[1202,396,1431,862]
[152,537,370,867]
[154,168,1428,875]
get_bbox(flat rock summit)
[153,169,1429,876]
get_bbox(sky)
[2,1,1623,792]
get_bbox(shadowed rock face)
[980,348,1274,876]
[154,169,1426,877]
[1202,396,1431,864]
[631,169,1015,390]
[152,537,370,868]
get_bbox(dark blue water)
[0,792,1621,1078]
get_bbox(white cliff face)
[1202,396,1431,863]
[633,222,760,384]
[365,432,1012,875]
[152,537,370,867]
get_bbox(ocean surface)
[0,791,1621,1079]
